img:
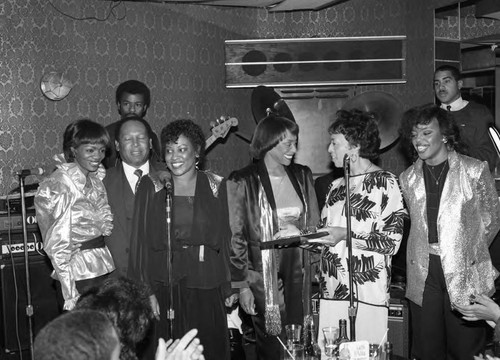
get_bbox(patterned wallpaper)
[1,0,491,194]
[435,3,500,41]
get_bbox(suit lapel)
[109,163,134,233]
[257,161,280,232]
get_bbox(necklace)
[351,162,373,175]
[425,161,448,185]
[363,162,373,174]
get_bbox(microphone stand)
[165,184,174,338]
[17,173,35,360]
[343,154,356,341]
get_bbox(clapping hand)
[474,355,500,360]
[155,329,205,360]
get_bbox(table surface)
[308,354,407,360]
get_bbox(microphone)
[343,154,350,174]
[164,179,173,194]
[15,167,45,177]
[157,171,173,194]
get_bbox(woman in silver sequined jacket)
[399,104,500,359]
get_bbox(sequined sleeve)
[476,161,500,245]
[35,177,79,310]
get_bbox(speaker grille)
[388,297,410,359]
[225,36,407,88]
[0,250,60,353]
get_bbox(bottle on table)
[334,319,350,359]
[383,342,393,360]
[303,314,321,358]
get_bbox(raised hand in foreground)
[155,328,205,360]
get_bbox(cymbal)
[342,91,403,152]
[251,85,295,123]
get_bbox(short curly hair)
[250,115,298,159]
[160,119,206,164]
[76,277,154,360]
[328,109,380,160]
[399,104,467,161]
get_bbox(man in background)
[104,80,161,168]
[433,65,496,172]
[314,168,343,211]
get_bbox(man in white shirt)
[434,65,496,172]
[103,116,154,276]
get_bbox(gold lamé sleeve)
[35,179,79,310]
[95,188,113,236]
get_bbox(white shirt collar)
[122,161,150,193]
[440,96,468,111]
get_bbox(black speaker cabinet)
[0,253,60,353]
[388,297,410,359]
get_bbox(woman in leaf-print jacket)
[318,110,407,320]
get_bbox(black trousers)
[409,254,486,360]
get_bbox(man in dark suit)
[103,116,157,276]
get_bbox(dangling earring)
[442,137,448,144]
[195,155,200,170]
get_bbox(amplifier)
[0,191,36,214]
[0,211,38,233]
[388,297,410,359]
[0,254,60,352]
[0,232,44,258]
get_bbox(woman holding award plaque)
[315,109,407,344]
[226,115,320,359]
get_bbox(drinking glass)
[282,344,305,360]
[322,326,339,358]
[285,324,302,347]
